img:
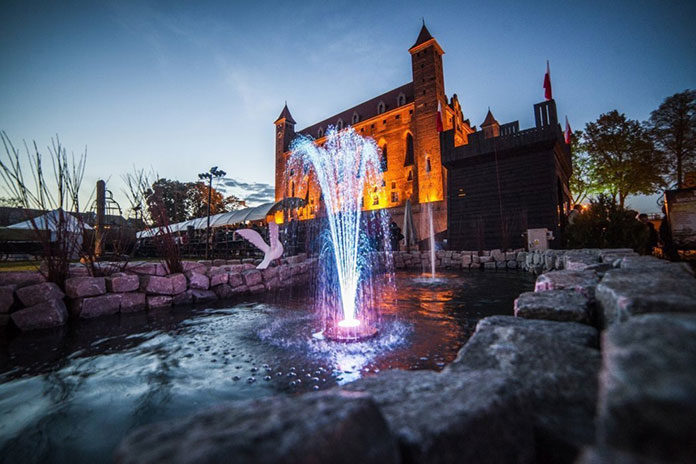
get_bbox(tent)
[8,208,92,233]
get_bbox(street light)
[198,166,226,259]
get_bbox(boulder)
[0,271,45,288]
[242,270,262,287]
[262,266,278,281]
[0,285,15,313]
[10,298,68,331]
[562,251,599,271]
[534,270,600,301]
[213,284,235,299]
[596,313,696,463]
[172,290,193,306]
[119,292,147,313]
[127,262,167,276]
[65,276,106,299]
[114,390,398,464]
[343,369,535,464]
[506,260,518,269]
[618,255,693,277]
[596,269,696,327]
[248,284,265,293]
[106,273,141,293]
[15,281,65,307]
[140,274,187,296]
[73,293,122,318]
[181,261,207,274]
[514,289,591,324]
[147,295,172,310]
[190,289,217,304]
[185,271,209,290]
[169,273,187,294]
[209,272,228,287]
[446,316,601,463]
[227,273,244,288]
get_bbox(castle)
[274,23,571,248]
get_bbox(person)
[567,204,582,225]
[389,221,404,251]
[658,205,680,261]
[637,213,658,255]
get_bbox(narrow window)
[391,181,396,189]
[425,156,432,173]
[372,196,379,206]
[404,133,415,166]
[377,101,386,114]
[380,144,388,172]
[407,170,413,181]
[391,192,398,203]
[290,181,295,197]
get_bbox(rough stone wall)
[1,254,318,332]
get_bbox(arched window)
[404,133,414,166]
[336,119,344,130]
[425,156,432,173]
[377,101,386,114]
[352,112,360,124]
[380,143,388,172]
[317,127,324,138]
[396,93,406,106]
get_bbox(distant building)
[441,100,572,250]
[274,24,571,249]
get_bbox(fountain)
[290,127,389,341]
[427,201,436,278]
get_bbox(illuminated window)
[372,196,379,206]
[391,192,398,203]
[425,156,432,173]
[391,181,396,189]
[352,112,359,124]
[380,144,388,171]
[381,179,386,187]
[407,170,413,181]
[404,133,414,166]
[377,101,386,114]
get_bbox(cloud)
[217,177,275,206]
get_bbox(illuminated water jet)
[290,127,389,341]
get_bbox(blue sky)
[1,0,694,213]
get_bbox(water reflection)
[0,270,534,464]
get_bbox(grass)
[0,260,42,272]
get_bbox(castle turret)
[480,109,500,138]
[274,103,296,201]
[409,22,446,203]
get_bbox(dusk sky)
[1,0,694,213]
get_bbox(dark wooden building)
[441,99,572,250]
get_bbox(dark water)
[0,270,533,463]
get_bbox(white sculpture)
[235,221,284,270]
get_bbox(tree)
[649,89,696,189]
[569,130,597,205]
[583,110,665,208]
[187,181,245,219]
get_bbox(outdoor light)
[198,166,227,259]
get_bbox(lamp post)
[198,166,226,259]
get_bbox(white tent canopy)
[135,198,306,239]
[8,208,93,233]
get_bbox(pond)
[0,270,534,463]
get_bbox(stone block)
[11,298,68,331]
[563,251,599,271]
[15,281,64,307]
[596,314,696,463]
[140,275,186,295]
[119,292,147,313]
[344,369,535,464]
[0,285,15,313]
[172,290,193,306]
[248,284,265,293]
[506,260,518,269]
[213,284,234,299]
[534,270,600,301]
[484,261,496,270]
[618,255,693,277]
[517,251,528,262]
[596,269,696,326]
[209,272,228,287]
[115,390,398,464]
[106,273,140,293]
[212,259,227,266]
[0,271,45,288]
[505,251,517,260]
[495,260,507,269]
[65,276,106,299]
[479,256,491,264]
[147,295,172,310]
[264,277,279,290]
[190,289,217,304]
[74,293,122,318]
[227,272,244,288]
[127,262,167,276]
[242,270,262,287]
[514,289,591,324]
[185,271,209,290]
[447,316,600,462]
[181,261,207,274]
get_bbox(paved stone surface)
[344,369,535,464]
[15,282,65,307]
[447,316,600,463]
[514,289,591,324]
[596,313,696,463]
[596,269,696,326]
[65,276,106,299]
[10,298,68,330]
[115,390,398,464]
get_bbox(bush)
[565,195,648,250]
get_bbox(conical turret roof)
[481,109,499,127]
[411,23,434,49]
[275,103,296,125]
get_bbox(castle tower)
[409,22,446,203]
[274,103,296,201]
[480,109,500,138]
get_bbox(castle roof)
[298,82,414,137]
[481,109,499,127]
[411,23,434,49]
[274,104,296,125]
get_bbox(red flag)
[543,60,552,101]
[436,100,443,132]
[564,116,572,144]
